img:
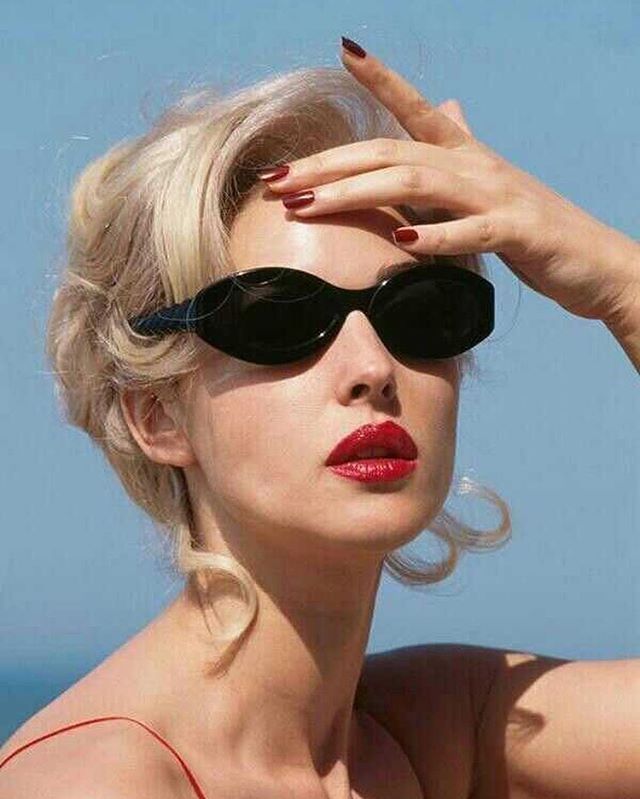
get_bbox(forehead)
[228,188,428,287]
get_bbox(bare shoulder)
[358,642,503,799]
[0,715,194,799]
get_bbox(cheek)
[412,371,460,497]
[187,382,312,501]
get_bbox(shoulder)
[0,715,193,798]
[359,643,502,799]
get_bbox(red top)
[0,715,208,798]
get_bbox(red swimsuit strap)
[0,715,207,799]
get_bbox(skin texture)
[4,43,640,799]
[119,190,461,799]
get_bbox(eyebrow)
[376,259,425,282]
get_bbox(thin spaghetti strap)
[0,715,208,799]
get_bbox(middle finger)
[258,138,468,195]
[274,164,484,217]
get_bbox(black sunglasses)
[127,261,494,366]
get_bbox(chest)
[348,709,425,799]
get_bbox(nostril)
[352,384,367,399]
[382,382,395,399]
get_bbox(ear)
[119,388,196,468]
[437,99,474,137]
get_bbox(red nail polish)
[257,165,290,182]
[341,37,367,58]
[393,228,418,243]
[282,191,315,209]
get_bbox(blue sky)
[1,0,638,727]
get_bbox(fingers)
[340,42,470,148]
[392,215,508,255]
[276,165,484,218]
[259,138,465,195]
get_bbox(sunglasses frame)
[127,261,494,365]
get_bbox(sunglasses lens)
[196,268,339,364]
[193,265,492,365]
[374,270,491,359]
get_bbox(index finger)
[340,37,469,148]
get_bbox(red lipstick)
[325,420,418,484]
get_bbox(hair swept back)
[46,65,511,675]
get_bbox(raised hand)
[257,37,640,329]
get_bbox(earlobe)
[119,389,196,468]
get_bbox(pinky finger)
[393,215,505,255]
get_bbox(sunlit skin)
[5,38,637,799]
[115,40,640,799]
[119,188,461,798]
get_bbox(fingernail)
[256,165,290,182]
[393,228,418,243]
[282,190,315,209]
[341,37,367,58]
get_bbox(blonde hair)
[46,66,511,674]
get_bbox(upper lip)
[325,420,418,466]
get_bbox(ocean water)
[1,672,75,745]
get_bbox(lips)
[325,420,418,466]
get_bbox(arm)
[469,646,640,799]
[595,231,640,373]
[604,281,640,373]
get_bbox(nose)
[332,310,398,403]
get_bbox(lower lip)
[327,458,417,483]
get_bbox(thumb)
[438,99,473,137]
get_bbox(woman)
[1,36,639,799]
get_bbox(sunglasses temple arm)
[128,297,196,337]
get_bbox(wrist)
[602,243,640,373]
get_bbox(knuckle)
[502,203,535,248]
[470,141,505,174]
[308,152,326,174]
[399,165,426,193]
[476,217,497,248]
[509,210,546,255]
[408,97,436,119]
[483,152,507,177]
[331,182,347,202]
[371,137,399,163]
[431,225,450,253]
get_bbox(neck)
[152,544,383,799]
